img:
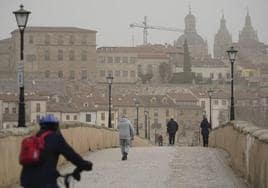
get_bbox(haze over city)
[1,0,268,53]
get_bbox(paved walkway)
[60,147,248,188]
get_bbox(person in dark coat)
[200,115,211,147]
[20,114,93,188]
[166,117,179,145]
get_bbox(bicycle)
[58,168,83,188]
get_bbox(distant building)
[175,8,208,59]
[96,45,183,84]
[235,11,268,64]
[214,14,232,59]
[0,27,97,81]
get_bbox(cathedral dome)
[177,33,205,46]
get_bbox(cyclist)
[20,114,93,188]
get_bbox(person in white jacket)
[118,114,135,160]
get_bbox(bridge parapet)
[0,124,150,187]
[210,121,268,188]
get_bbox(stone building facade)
[96,45,183,84]
[1,27,97,81]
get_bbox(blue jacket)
[20,130,89,187]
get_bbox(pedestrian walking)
[200,115,211,147]
[118,114,135,160]
[166,117,179,145]
[19,114,92,188]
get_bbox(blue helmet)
[39,114,59,130]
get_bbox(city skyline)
[0,0,267,54]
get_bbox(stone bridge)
[0,121,267,188]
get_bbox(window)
[12,107,16,114]
[36,103,41,112]
[154,112,158,117]
[44,50,50,61]
[210,73,214,79]
[69,70,75,79]
[45,34,50,45]
[81,35,87,45]
[166,109,169,116]
[81,70,87,80]
[226,73,230,79]
[45,70,50,78]
[111,113,114,121]
[69,35,75,45]
[100,70,105,77]
[98,56,105,63]
[26,55,36,62]
[29,35,34,44]
[130,71,135,77]
[114,57,120,63]
[214,100,219,105]
[180,110,184,115]
[115,70,120,77]
[201,101,205,108]
[58,50,63,61]
[74,115,77,120]
[81,50,87,61]
[101,113,105,120]
[147,65,153,74]
[58,71,63,78]
[69,50,75,61]
[123,109,127,115]
[36,115,40,122]
[4,108,8,114]
[107,70,113,76]
[58,35,63,45]
[86,114,91,122]
[66,115,70,120]
[107,57,113,63]
[122,57,128,63]
[123,71,128,77]
[218,73,222,79]
[130,57,136,63]
[222,100,227,105]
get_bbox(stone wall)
[0,124,150,188]
[209,121,268,188]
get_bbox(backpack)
[19,131,52,165]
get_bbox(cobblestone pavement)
[60,146,248,188]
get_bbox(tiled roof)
[12,27,97,33]
[47,102,79,113]
[167,92,198,102]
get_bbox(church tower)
[175,6,208,59]
[239,10,259,43]
[236,10,266,64]
[214,13,232,59]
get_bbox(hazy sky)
[1,0,267,54]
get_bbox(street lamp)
[227,46,238,121]
[106,74,113,128]
[207,88,214,128]
[135,101,140,135]
[13,5,31,127]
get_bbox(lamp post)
[135,101,140,135]
[207,88,214,128]
[106,74,113,128]
[227,46,238,121]
[13,5,31,127]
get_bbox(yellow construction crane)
[130,16,184,45]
